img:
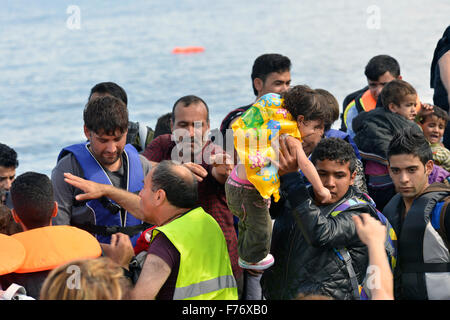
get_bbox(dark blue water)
[1,0,449,176]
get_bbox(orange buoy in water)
[172,46,205,54]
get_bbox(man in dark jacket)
[262,138,378,300]
[383,128,450,300]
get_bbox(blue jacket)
[57,142,144,245]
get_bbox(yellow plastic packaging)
[232,93,301,202]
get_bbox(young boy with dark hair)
[416,105,450,171]
[341,55,402,137]
[353,79,423,211]
[263,137,394,300]
[383,127,450,300]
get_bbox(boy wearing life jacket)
[384,128,450,300]
[0,172,101,299]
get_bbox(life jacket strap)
[77,222,149,237]
[401,262,450,273]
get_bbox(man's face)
[389,94,418,121]
[84,128,127,168]
[420,115,446,145]
[388,154,433,200]
[367,71,398,101]
[314,159,356,204]
[256,71,291,98]
[171,102,210,160]
[0,166,16,192]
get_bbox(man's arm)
[63,173,146,222]
[51,155,79,225]
[288,186,361,248]
[438,51,450,113]
[353,214,393,300]
[130,254,171,300]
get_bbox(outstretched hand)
[210,153,234,184]
[64,172,109,201]
[352,213,387,247]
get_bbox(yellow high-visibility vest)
[151,207,238,300]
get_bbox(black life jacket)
[384,183,450,300]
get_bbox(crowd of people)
[1,25,450,301]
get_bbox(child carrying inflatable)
[225,85,332,270]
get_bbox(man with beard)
[141,95,242,292]
[51,96,152,246]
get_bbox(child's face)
[298,118,324,139]
[420,115,446,144]
[389,94,417,121]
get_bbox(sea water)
[0,0,449,176]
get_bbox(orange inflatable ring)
[172,46,205,54]
[0,233,26,275]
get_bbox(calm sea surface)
[1,0,449,176]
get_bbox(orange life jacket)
[11,225,102,273]
[357,89,377,112]
[0,234,26,276]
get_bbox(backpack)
[331,194,397,300]
[0,284,35,300]
[431,195,450,250]
[127,121,154,152]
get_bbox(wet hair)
[282,85,332,124]
[387,127,433,166]
[171,95,210,124]
[364,55,401,81]
[315,88,340,131]
[40,257,131,300]
[154,112,172,138]
[310,138,357,174]
[380,79,417,110]
[89,82,128,105]
[83,96,128,136]
[0,144,18,169]
[251,53,291,96]
[151,160,198,208]
[10,172,55,230]
[417,105,449,126]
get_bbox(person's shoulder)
[220,104,253,133]
[52,152,79,176]
[145,133,174,153]
[142,134,174,162]
[148,133,173,146]
[343,87,367,109]
[138,154,152,174]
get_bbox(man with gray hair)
[64,160,238,300]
